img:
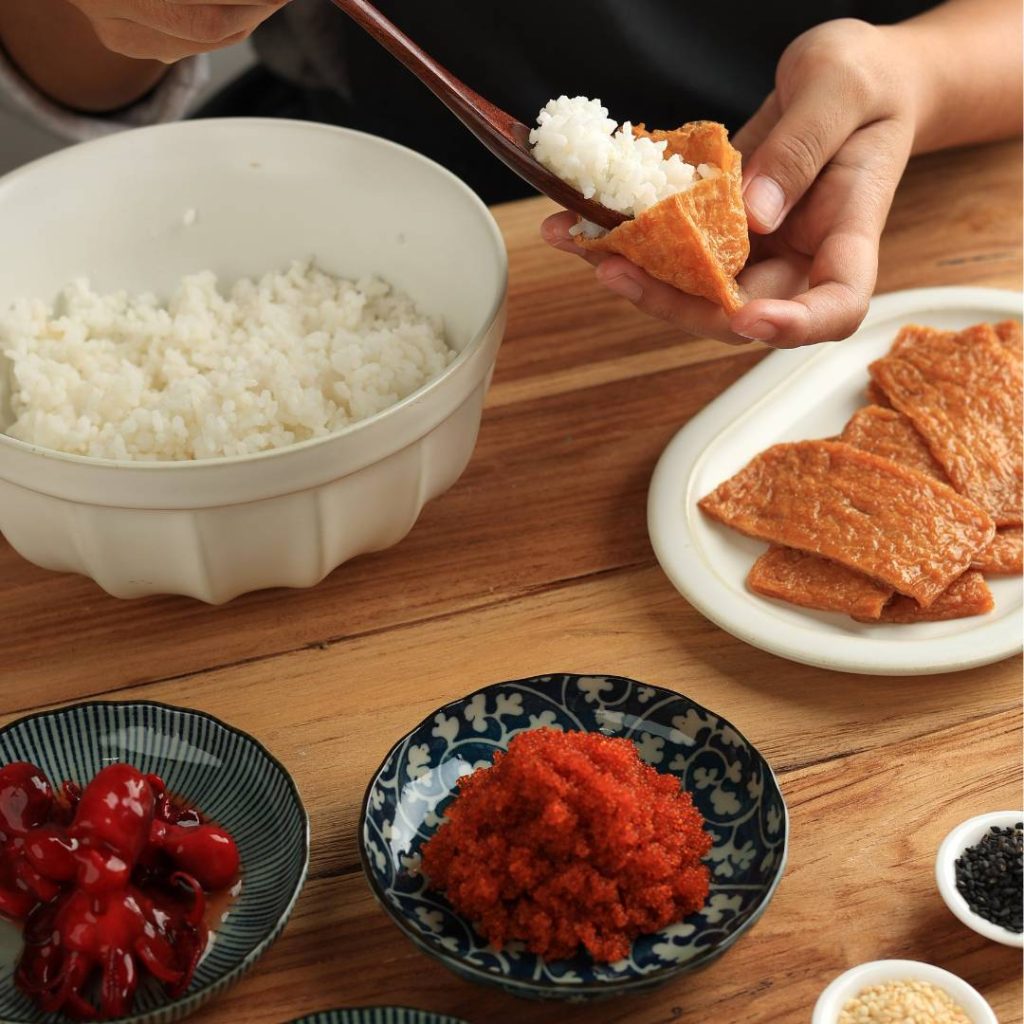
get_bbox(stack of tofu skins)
[700,321,1022,623]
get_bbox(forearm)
[889,0,1023,153]
[0,0,167,113]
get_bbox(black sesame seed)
[955,821,1024,933]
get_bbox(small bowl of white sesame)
[811,959,997,1024]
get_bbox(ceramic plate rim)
[357,672,790,995]
[648,286,1023,676]
[0,699,312,1024]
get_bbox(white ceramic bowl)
[0,118,507,603]
[812,959,997,1024]
[936,810,1023,948]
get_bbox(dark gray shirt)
[244,0,935,200]
[1,0,937,201]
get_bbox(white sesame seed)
[838,978,973,1024]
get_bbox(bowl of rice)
[0,118,507,602]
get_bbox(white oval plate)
[648,286,1023,676]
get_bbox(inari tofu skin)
[869,323,1023,526]
[747,545,892,619]
[856,570,995,623]
[994,319,1023,366]
[972,526,1024,574]
[865,380,892,407]
[840,405,949,481]
[699,440,995,607]
[578,122,749,313]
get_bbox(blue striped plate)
[288,1010,467,1024]
[0,701,309,1024]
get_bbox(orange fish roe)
[420,729,712,962]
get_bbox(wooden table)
[2,139,1021,1024]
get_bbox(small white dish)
[812,959,998,1024]
[648,286,1023,675]
[936,810,1023,948]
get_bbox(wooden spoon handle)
[326,0,628,229]
[327,0,526,147]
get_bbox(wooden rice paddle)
[327,0,630,231]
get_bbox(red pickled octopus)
[0,761,241,1020]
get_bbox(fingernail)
[734,320,777,342]
[602,274,643,302]
[744,176,786,231]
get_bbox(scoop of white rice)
[0,260,455,461]
[529,95,718,221]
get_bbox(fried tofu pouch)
[577,122,750,313]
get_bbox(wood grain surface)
[2,138,1021,1024]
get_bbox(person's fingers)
[540,211,578,246]
[597,252,813,344]
[735,247,810,307]
[168,0,283,5]
[741,87,870,235]
[731,123,908,347]
[729,234,877,347]
[730,91,780,161]
[540,212,609,268]
[593,257,743,341]
[543,212,813,342]
[92,17,252,59]
[149,2,276,42]
[80,1,281,45]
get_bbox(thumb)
[742,93,863,233]
[731,91,781,161]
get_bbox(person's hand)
[542,18,920,347]
[65,0,289,62]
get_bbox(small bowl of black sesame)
[936,811,1023,948]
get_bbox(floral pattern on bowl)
[359,673,788,1000]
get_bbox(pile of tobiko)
[421,730,712,963]
[360,673,787,999]
[419,729,708,958]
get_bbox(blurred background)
[0,43,254,176]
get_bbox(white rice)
[0,260,455,461]
[529,95,719,226]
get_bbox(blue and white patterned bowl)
[359,673,788,1001]
[288,1009,467,1024]
[0,701,310,1024]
